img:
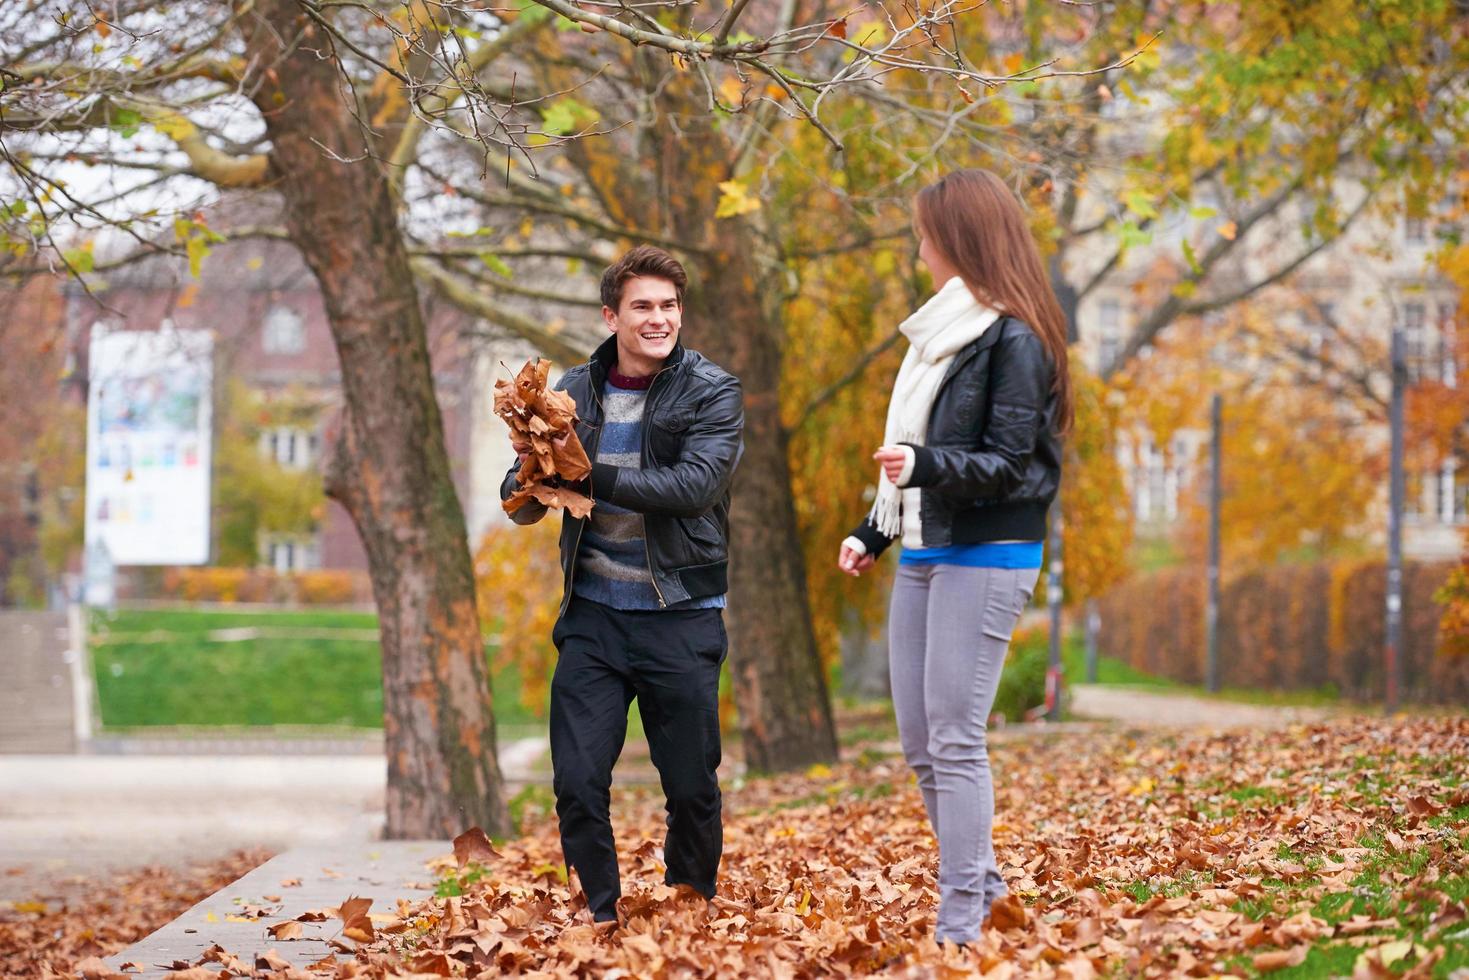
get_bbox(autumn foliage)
[473,520,562,718]
[1097,560,1465,702]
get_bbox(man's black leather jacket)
[500,337,744,613]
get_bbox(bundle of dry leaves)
[42,716,1463,979]
[495,359,594,520]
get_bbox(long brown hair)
[914,169,1074,434]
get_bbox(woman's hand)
[838,543,876,577]
[874,445,910,484]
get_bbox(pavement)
[103,842,447,977]
[1068,684,1339,728]
[0,736,547,903]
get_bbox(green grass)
[90,605,544,731]
[1059,634,1177,688]
[94,606,379,635]
[1057,631,1347,709]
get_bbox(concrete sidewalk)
[0,736,547,902]
[1069,684,1339,729]
[104,843,447,978]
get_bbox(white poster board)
[84,327,213,565]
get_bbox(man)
[500,245,744,925]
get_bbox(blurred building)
[54,235,528,576]
[1069,196,1462,561]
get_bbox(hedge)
[143,567,373,605]
[1095,560,1467,704]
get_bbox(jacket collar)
[941,315,1008,385]
[589,335,686,386]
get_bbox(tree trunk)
[240,0,510,838]
[627,79,838,771]
[683,235,840,772]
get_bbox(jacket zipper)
[562,381,604,613]
[641,363,675,609]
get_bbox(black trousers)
[549,597,726,921]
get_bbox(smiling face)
[603,275,682,376]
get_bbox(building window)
[1402,302,1427,381]
[262,534,320,572]
[1404,216,1427,244]
[1439,460,1466,524]
[1135,436,1178,523]
[1440,302,1459,388]
[259,427,317,469]
[262,306,306,355]
[1097,298,1122,373]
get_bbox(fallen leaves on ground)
[365,717,1467,977]
[495,357,594,519]
[0,850,268,978]
[23,717,1469,978]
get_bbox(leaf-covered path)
[381,717,1466,979]
[1067,684,1340,729]
[6,716,1465,978]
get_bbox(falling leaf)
[266,920,302,940]
[1217,220,1238,240]
[453,826,500,868]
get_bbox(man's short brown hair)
[600,245,688,311]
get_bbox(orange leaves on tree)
[495,358,594,519]
[473,518,562,717]
[1061,359,1133,602]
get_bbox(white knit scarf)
[868,276,1001,538]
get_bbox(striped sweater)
[572,372,725,611]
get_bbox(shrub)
[293,570,361,605]
[993,628,1048,723]
[155,566,369,605]
[1095,560,1464,704]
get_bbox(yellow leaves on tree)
[1118,309,1378,574]
[1062,361,1134,602]
[714,179,762,219]
[473,519,561,718]
[495,358,594,519]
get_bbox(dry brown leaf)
[73,956,127,980]
[254,948,291,971]
[452,826,500,868]
[267,919,303,940]
[334,895,376,943]
[410,950,455,976]
[1253,946,1308,971]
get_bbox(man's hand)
[838,543,876,577]
[874,445,910,484]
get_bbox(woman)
[837,169,1072,947]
